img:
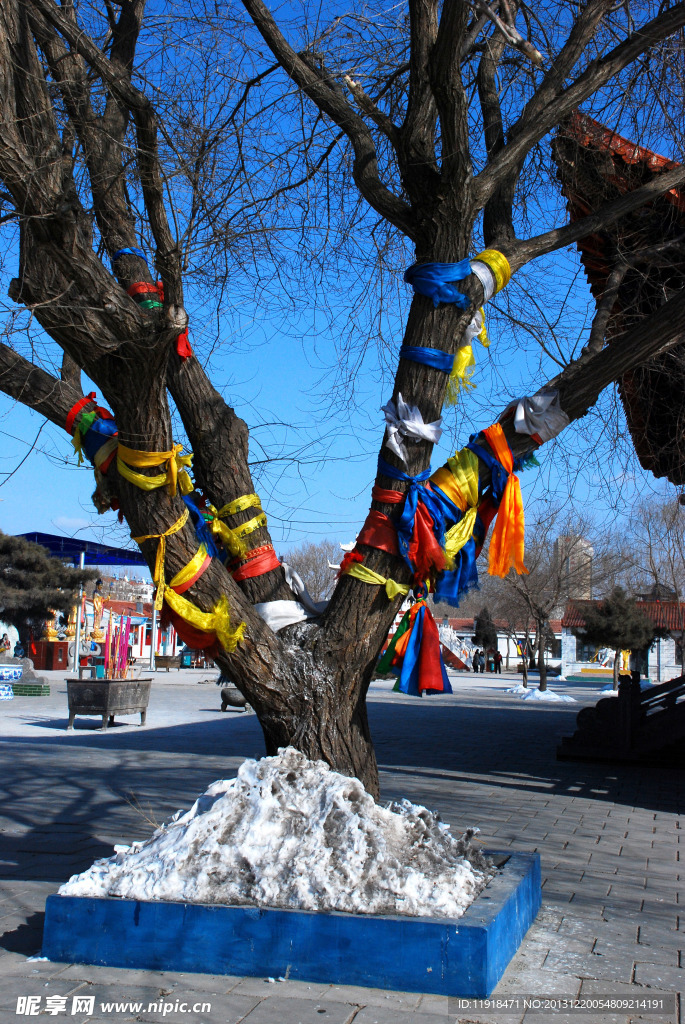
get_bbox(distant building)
[635,582,678,602]
[562,600,685,682]
[440,616,563,672]
[553,535,594,601]
[95,575,153,604]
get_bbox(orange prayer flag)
[482,424,528,577]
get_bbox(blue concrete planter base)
[42,850,540,997]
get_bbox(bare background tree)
[1,0,685,794]
[285,540,340,604]
[485,510,625,689]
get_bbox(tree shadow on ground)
[0,912,45,955]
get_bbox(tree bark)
[537,631,548,692]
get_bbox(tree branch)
[583,262,628,357]
[29,0,184,308]
[469,0,543,64]
[166,354,294,606]
[30,1,153,290]
[396,0,440,207]
[0,344,84,430]
[507,162,685,271]
[343,76,399,149]
[428,0,472,191]
[552,288,685,427]
[240,0,416,238]
[474,1,685,204]
[477,32,516,245]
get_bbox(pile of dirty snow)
[60,748,495,919]
[505,684,576,703]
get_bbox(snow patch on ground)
[60,747,495,919]
[505,684,576,703]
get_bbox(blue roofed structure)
[17,532,147,568]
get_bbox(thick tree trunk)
[251,638,380,796]
[613,649,620,691]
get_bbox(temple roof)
[552,113,685,484]
[563,600,685,632]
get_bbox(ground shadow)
[0,911,45,955]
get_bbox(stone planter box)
[66,678,151,730]
[42,851,540,997]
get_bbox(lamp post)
[71,551,85,674]
[149,606,157,672]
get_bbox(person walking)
[494,650,503,674]
[472,648,480,672]
[478,650,486,674]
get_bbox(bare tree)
[627,497,685,600]
[485,577,535,684]
[626,495,685,659]
[285,540,340,603]
[1,0,685,796]
[490,511,624,689]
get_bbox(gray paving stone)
[324,984,422,1009]
[56,962,238,992]
[593,940,678,969]
[542,949,634,983]
[633,962,685,992]
[493,964,581,997]
[0,976,89,1015]
[135,991,262,1023]
[240,996,357,1023]
[2,679,684,1024]
[416,992,449,1014]
[522,1011,630,1024]
[580,979,677,1024]
[638,927,685,950]
[230,977,335,1001]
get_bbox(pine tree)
[0,533,96,643]
[473,607,498,657]
[572,587,655,690]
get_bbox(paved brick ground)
[0,669,682,1023]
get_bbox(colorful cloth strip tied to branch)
[117,443,194,499]
[67,393,118,471]
[205,493,278,579]
[377,599,452,697]
[65,393,120,509]
[465,423,528,578]
[399,313,488,405]
[65,393,249,653]
[403,250,510,401]
[346,421,533,696]
[350,419,532,609]
[132,510,246,653]
[112,246,193,360]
